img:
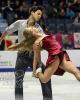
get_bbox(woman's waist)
[47,48,63,55]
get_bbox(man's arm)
[0,20,20,41]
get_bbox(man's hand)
[0,32,7,41]
[0,38,2,45]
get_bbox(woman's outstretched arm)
[33,42,41,74]
[8,40,27,51]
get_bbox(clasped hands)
[32,71,39,78]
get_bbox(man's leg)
[15,52,33,100]
[15,52,29,100]
[15,69,24,100]
[39,64,53,100]
[40,79,52,100]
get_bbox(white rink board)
[0,50,80,68]
[0,51,18,68]
[41,50,80,67]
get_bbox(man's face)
[32,10,42,22]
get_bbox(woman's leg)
[59,57,80,81]
[37,56,60,83]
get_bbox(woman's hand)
[7,45,16,51]
[7,43,20,51]
[32,72,39,78]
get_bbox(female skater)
[8,27,80,83]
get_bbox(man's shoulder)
[35,23,40,27]
[16,19,27,23]
[35,23,40,26]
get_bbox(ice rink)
[0,72,80,100]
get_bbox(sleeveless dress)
[42,34,70,75]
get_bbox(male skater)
[1,6,52,100]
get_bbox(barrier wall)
[0,50,80,72]
[41,50,80,67]
[0,51,17,72]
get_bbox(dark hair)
[29,6,44,14]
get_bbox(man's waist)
[18,50,33,55]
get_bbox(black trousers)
[15,52,53,100]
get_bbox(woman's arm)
[7,43,21,51]
[8,40,26,51]
[33,42,41,74]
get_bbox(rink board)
[0,50,80,72]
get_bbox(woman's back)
[42,34,62,55]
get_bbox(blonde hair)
[8,27,38,52]
[23,28,37,50]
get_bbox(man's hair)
[29,6,44,14]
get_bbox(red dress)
[42,34,70,75]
